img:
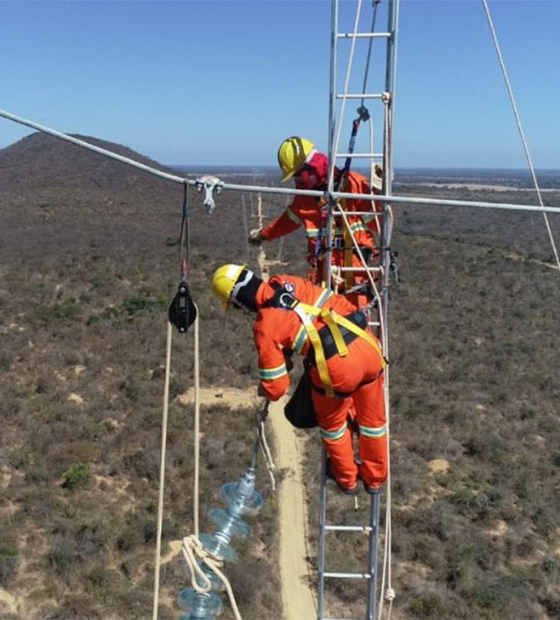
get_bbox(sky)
[1,0,559,169]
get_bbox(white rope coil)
[182,535,243,620]
[256,403,277,491]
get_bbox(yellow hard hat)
[212,264,245,309]
[277,137,315,182]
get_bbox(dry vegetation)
[1,133,560,619]
[303,184,560,619]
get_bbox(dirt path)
[254,213,316,619]
[179,383,316,619]
[269,398,317,620]
[0,587,17,614]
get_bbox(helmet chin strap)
[230,269,262,312]
[230,270,254,305]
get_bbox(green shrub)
[37,299,82,323]
[409,592,447,617]
[120,295,167,316]
[0,544,18,586]
[62,462,91,489]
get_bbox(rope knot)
[385,587,396,602]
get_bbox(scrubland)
[1,133,560,618]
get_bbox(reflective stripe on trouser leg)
[313,390,358,489]
[353,376,388,488]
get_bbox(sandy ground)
[255,236,317,619]
[0,586,17,614]
[269,398,317,620]
[176,385,259,410]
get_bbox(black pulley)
[168,280,197,333]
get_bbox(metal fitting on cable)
[195,175,223,214]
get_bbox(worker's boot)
[325,457,358,495]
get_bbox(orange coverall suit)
[253,274,387,490]
[260,171,381,296]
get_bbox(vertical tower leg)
[366,489,381,620]
[317,449,328,619]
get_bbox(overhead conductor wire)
[1,108,560,215]
[481,0,560,273]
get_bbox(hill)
[0,133,559,619]
[0,132,176,192]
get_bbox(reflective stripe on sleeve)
[259,364,288,380]
[362,212,378,223]
[287,208,301,225]
[305,228,320,238]
[349,221,367,234]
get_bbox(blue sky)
[1,0,559,169]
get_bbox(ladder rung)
[335,153,383,159]
[333,211,387,217]
[337,32,391,39]
[336,93,384,100]
[338,266,381,272]
[325,524,373,532]
[324,572,373,580]
[324,618,364,620]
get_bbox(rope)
[182,535,243,620]
[377,91,395,620]
[151,313,202,620]
[152,321,174,620]
[255,402,277,491]
[254,201,277,489]
[377,368,394,620]
[193,312,201,536]
[481,0,560,273]
[360,0,381,110]
[329,0,364,190]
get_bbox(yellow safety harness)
[264,284,386,397]
[294,302,385,397]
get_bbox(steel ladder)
[317,1,400,619]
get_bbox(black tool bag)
[284,372,318,429]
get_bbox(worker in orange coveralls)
[212,263,388,495]
[248,137,382,301]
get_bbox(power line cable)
[481,0,560,272]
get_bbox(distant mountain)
[0,132,177,193]
[0,132,190,258]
